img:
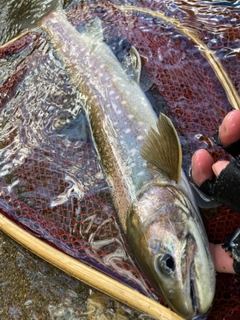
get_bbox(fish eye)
[158,254,175,275]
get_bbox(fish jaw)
[127,184,215,319]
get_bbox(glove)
[197,127,240,213]
[214,127,240,158]
[200,155,240,213]
[222,229,240,276]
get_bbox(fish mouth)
[190,263,198,315]
[184,234,199,315]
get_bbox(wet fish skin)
[4,4,215,318]
[41,7,215,319]
[127,182,215,318]
[40,8,158,231]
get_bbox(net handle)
[0,213,183,320]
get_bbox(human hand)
[191,110,240,212]
[191,110,240,275]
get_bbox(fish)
[0,2,216,318]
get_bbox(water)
[0,230,154,320]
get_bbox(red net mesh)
[0,31,157,300]
[0,1,240,319]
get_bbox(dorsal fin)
[140,113,182,183]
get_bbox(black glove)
[200,155,240,213]
[222,229,240,276]
[214,127,240,158]
[197,127,240,213]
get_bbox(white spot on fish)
[125,128,131,134]
[137,171,145,176]
[116,110,122,115]
[137,135,144,140]
[128,114,134,120]
[130,148,137,155]
[122,100,127,105]
[127,162,136,169]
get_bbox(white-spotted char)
[3,4,216,318]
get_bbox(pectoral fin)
[122,46,153,91]
[122,46,142,83]
[140,113,182,183]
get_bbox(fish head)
[127,184,215,319]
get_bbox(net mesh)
[0,1,240,319]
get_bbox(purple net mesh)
[0,1,240,319]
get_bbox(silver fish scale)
[41,9,162,230]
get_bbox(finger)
[191,149,214,186]
[212,160,229,177]
[210,243,235,274]
[219,110,240,146]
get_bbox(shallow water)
[0,230,155,320]
[0,231,90,320]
